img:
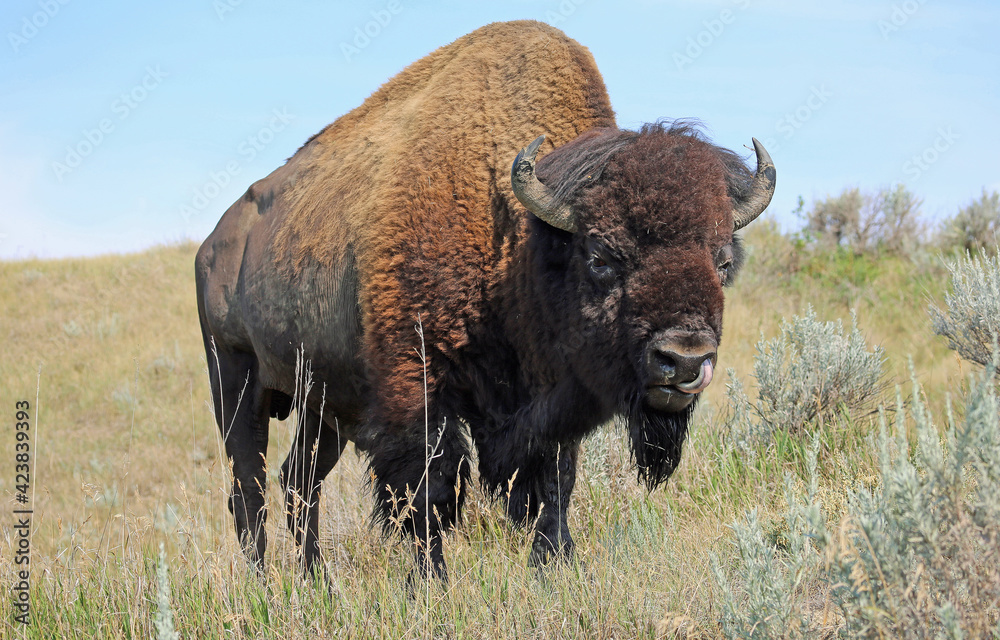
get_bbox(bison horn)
[511,135,578,233]
[733,138,776,231]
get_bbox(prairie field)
[0,222,991,639]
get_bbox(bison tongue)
[674,359,713,394]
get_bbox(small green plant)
[727,307,886,446]
[930,253,1000,372]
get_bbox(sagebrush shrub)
[937,188,1000,255]
[711,476,825,639]
[821,369,1000,638]
[727,307,886,446]
[800,185,923,255]
[715,364,1000,639]
[802,187,864,248]
[929,253,1000,373]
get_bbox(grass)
[0,225,970,638]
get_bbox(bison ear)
[511,135,579,233]
[732,138,776,231]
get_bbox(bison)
[195,20,775,581]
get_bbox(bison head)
[511,122,774,486]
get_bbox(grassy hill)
[0,227,977,638]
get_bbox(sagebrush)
[929,252,1000,373]
[937,188,1000,255]
[799,185,923,255]
[726,306,886,447]
[715,364,1000,639]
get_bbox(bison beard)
[627,396,696,489]
[195,21,776,584]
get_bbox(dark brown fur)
[196,21,760,581]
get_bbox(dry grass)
[0,228,967,638]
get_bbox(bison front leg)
[516,443,580,567]
[279,409,347,577]
[208,349,271,572]
[367,416,470,583]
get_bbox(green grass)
[0,229,973,638]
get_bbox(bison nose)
[647,342,717,394]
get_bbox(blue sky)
[1,0,998,259]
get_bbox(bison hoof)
[529,534,574,568]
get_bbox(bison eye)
[584,237,618,287]
[589,254,612,274]
[587,253,616,287]
[717,245,735,284]
[718,260,732,283]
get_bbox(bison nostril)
[654,351,677,377]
